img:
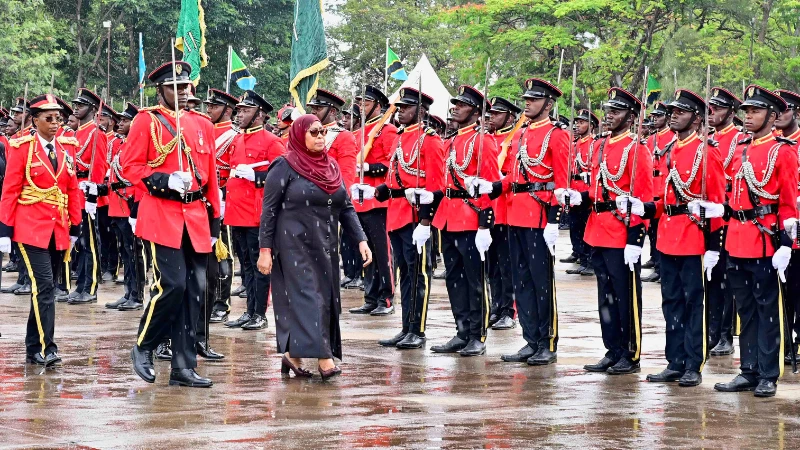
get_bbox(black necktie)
[46,143,58,172]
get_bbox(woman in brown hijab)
[257,114,371,379]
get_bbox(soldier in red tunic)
[123,61,221,388]
[96,103,120,284]
[565,108,599,277]
[713,86,798,397]
[0,94,82,367]
[223,90,285,331]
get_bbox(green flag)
[230,49,256,90]
[175,0,208,84]
[386,47,408,81]
[646,74,662,105]
[289,0,330,112]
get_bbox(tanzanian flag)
[646,73,661,105]
[289,0,330,112]
[175,0,208,84]
[230,49,256,90]
[386,47,408,81]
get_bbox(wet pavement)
[1,234,800,449]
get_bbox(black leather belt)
[664,204,690,216]
[110,181,130,190]
[732,204,778,222]
[165,188,207,204]
[571,174,583,181]
[592,201,616,213]
[76,170,90,179]
[390,188,406,199]
[726,181,732,193]
[445,188,470,199]
[653,169,661,177]
[511,181,555,193]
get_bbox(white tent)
[390,54,452,119]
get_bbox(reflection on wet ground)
[1,236,800,448]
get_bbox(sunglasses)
[308,127,328,137]
[36,115,64,124]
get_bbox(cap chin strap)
[611,110,633,133]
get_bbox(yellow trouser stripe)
[64,259,71,291]
[19,244,46,357]
[700,255,708,372]
[550,255,558,352]
[419,243,430,333]
[137,241,164,346]
[778,274,785,378]
[632,270,642,361]
[87,215,98,295]
[480,262,489,343]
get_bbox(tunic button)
[327,199,332,205]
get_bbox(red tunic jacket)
[650,127,675,201]
[0,134,82,250]
[652,132,725,256]
[325,122,358,189]
[121,106,221,252]
[107,135,131,218]
[224,126,286,227]
[572,135,595,193]
[73,121,108,207]
[493,127,515,225]
[213,120,237,188]
[353,118,397,213]
[584,133,654,249]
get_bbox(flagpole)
[139,32,144,107]
[226,45,232,93]
[383,38,389,94]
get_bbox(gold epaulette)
[9,135,34,148]
[57,136,80,146]
[425,126,436,136]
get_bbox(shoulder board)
[552,121,568,130]
[57,136,80,146]
[328,125,344,133]
[737,135,753,145]
[425,126,436,136]
[706,138,719,148]
[776,136,797,146]
[9,135,34,148]
[396,126,405,135]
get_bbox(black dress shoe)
[370,304,395,316]
[340,276,353,287]
[396,333,426,349]
[431,336,469,353]
[344,277,364,290]
[209,310,229,324]
[242,314,268,330]
[1,282,22,294]
[68,292,96,304]
[607,359,640,375]
[44,353,62,367]
[155,342,172,361]
[646,368,684,382]
[501,345,536,362]
[678,370,702,387]
[641,271,660,282]
[642,259,655,269]
[527,348,557,365]
[559,254,579,264]
[224,312,251,328]
[709,338,735,356]
[56,290,71,302]
[14,284,32,295]
[26,353,48,366]
[584,357,617,372]
[238,290,248,298]
[580,265,595,276]
[714,374,758,392]
[433,269,445,280]
[234,269,242,277]
[2,261,17,272]
[458,339,486,357]
[105,296,128,309]
[491,316,516,330]
[196,341,225,360]
[169,368,213,387]
[118,299,143,311]
[487,313,500,327]
[231,285,246,296]
[131,345,156,383]
[378,331,406,347]
[754,379,777,397]
[115,278,126,285]
[102,271,114,282]
[566,264,587,275]
[349,303,377,314]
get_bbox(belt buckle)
[445,188,453,198]
[735,210,746,223]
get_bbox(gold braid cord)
[146,112,193,168]
[18,141,69,226]
[215,238,229,262]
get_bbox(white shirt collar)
[37,133,55,150]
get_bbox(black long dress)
[259,157,366,359]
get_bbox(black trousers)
[784,250,800,345]
[431,227,441,270]
[232,226,270,316]
[14,242,31,286]
[489,224,514,319]
[232,226,248,288]
[341,227,363,280]
[591,247,643,363]
[359,208,394,307]
[568,207,592,265]
[509,227,558,351]
[97,205,118,275]
[708,246,736,346]
[18,237,64,357]
[136,229,207,369]
[211,225,233,313]
[75,211,100,294]
[647,218,661,271]
[441,230,489,341]
[727,256,784,383]
[660,254,707,372]
[389,224,432,335]
[111,218,144,302]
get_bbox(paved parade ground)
[1,235,799,449]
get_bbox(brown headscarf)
[284,114,342,194]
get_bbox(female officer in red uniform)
[0,94,82,367]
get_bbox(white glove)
[412,224,431,254]
[555,188,582,206]
[168,171,193,194]
[773,246,792,283]
[783,218,798,240]
[616,196,645,216]
[356,162,370,174]
[78,180,89,191]
[220,200,226,218]
[105,169,111,177]
[128,217,137,233]
[704,250,720,281]
[70,235,79,246]
[350,183,376,200]
[84,182,98,196]
[688,200,725,219]
[0,237,10,254]
[463,176,494,197]
[475,228,493,261]
[404,188,434,206]
[85,201,97,219]
[234,164,256,182]
[211,237,218,246]
[624,244,642,272]
[543,223,559,255]
[580,172,590,184]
